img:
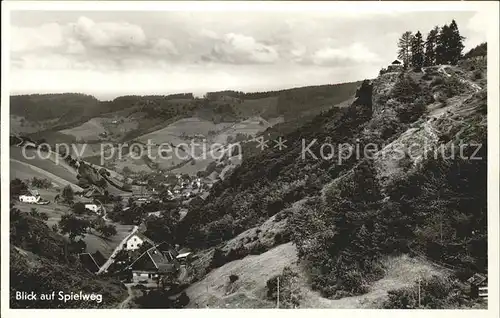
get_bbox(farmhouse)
[19,189,41,203]
[125,233,155,251]
[128,246,180,284]
[19,194,40,203]
[84,203,101,213]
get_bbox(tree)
[91,217,106,230]
[58,214,90,241]
[29,208,49,221]
[398,31,414,67]
[411,31,424,70]
[99,224,117,238]
[144,213,179,243]
[72,202,87,215]
[424,26,439,66]
[10,179,28,197]
[436,24,452,65]
[448,20,465,65]
[463,42,487,59]
[62,185,74,203]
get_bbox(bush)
[229,274,239,283]
[430,77,445,86]
[72,202,87,215]
[266,267,302,308]
[422,73,432,81]
[383,275,471,309]
[473,70,482,80]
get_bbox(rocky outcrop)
[352,79,373,108]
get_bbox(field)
[10,115,60,135]
[10,147,79,185]
[59,116,141,142]
[136,117,233,145]
[10,159,83,192]
[132,116,280,175]
[60,118,108,141]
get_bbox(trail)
[97,225,138,274]
[438,65,482,92]
[118,283,134,308]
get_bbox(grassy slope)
[185,243,447,308]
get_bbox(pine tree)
[436,24,451,65]
[424,26,439,66]
[411,31,424,70]
[448,19,465,65]
[397,31,414,68]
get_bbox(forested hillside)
[177,55,487,301]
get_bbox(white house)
[125,233,155,251]
[19,194,41,203]
[84,203,101,213]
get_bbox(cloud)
[11,23,64,53]
[310,42,381,66]
[147,38,179,56]
[200,28,219,39]
[11,16,179,71]
[204,33,279,64]
[467,10,489,34]
[72,16,147,49]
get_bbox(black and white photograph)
[1,0,499,314]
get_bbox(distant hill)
[10,93,100,122]
[11,81,360,141]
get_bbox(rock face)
[352,80,373,108]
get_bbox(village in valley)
[10,135,220,296]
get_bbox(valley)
[8,36,490,310]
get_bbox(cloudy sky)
[10,9,488,100]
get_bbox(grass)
[184,241,448,309]
[10,158,83,192]
[185,243,297,308]
[11,147,80,185]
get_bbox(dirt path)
[118,284,134,309]
[438,65,482,92]
[97,225,138,274]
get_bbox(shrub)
[422,73,432,81]
[430,77,445,86]
[266,267,302,308]
[392,74,422,103]
[229,274,239,283]
[383,275,471,309]
[473,70,482,80]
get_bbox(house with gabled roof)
[125,232,155,251]
[388,59,404,72]
[81,185,104,198]
[128,246,180,284]
[468,273,488,299]
[79,251,106,273]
